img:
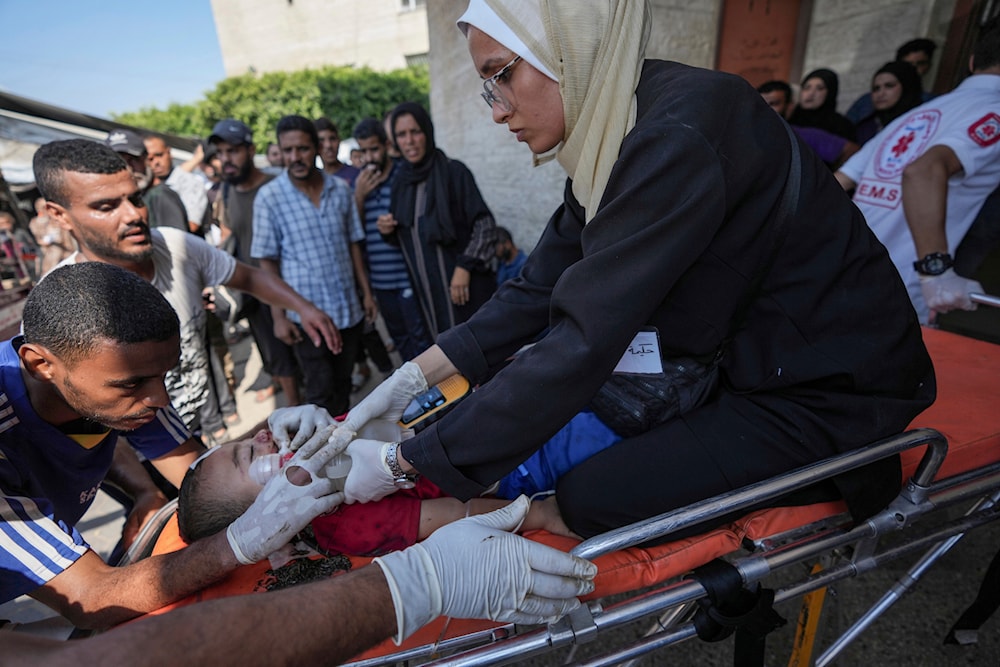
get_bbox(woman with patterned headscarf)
[341,0,933,542]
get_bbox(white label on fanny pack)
[613,329,663,375]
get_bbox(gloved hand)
[343,439,397,504]
[268,404,336,452]
[225,424,348,564]
[341,361,427,433]
[373,496,597,643]
[919,269,984,317]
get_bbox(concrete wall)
[210,0,429,76]
[426,0,956,251]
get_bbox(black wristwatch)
[385,441,418,489]
[913,252,953,276]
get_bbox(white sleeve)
[938,111,1000,179]
[839,134,877,183]
[175,229,237,286]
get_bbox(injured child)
[177,411,621,556]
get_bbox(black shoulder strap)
[717,121,801,359]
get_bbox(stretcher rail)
[421,465,1000,667]
[571,428,946,561]
[970,292,1000,308]
[409,428,956,667]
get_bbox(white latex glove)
[919,269,984,317]
[341,361,427,433]
[374,496,597,643]
[268,404,336,452]
[343,439,397,504]
[295,422,356,459]
[226,424,348,564]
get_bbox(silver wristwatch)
[385,441,418,489]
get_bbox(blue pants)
[373,287,432,361]
[496,411,621,499]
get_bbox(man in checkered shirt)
[253,115,378,416]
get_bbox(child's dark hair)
[177,459,253,543]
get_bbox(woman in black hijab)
[382,102,498,339]
[789,68,857,141]
[855,61,924,145]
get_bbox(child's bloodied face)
[198,429,280,505]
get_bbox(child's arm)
[417,496,579,540]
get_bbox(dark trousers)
[357,322,394,373]
[293,320,363,417]
[374,287,432,361]
[245,296,300,378]
[556,393,845,543]
[198,314,237,434]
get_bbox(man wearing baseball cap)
[105,129,188,232]
[209,119,303,407]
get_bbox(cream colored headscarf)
[459,0,651,222]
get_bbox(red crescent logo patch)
[968,113,1000,147]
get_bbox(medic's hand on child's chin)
[268,405,336,452]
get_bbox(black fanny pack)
[589,357,720,437]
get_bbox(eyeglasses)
[481,55,522,112]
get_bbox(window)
[405,52,429,67]
[400,0,426,11]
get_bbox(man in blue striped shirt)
[353,118,432,361]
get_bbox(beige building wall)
[210,0,430,76]
[426,1,957,252]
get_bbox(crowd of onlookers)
[2,105,534,447]
[3,32,999,445]
[755,38,938,170]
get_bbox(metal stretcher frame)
[115,327,1000,666]
[335,427,1000,667]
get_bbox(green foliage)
[113,102,203,137]
[111,65,429,142]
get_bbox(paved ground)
[2,330,998,665]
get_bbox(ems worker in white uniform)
[836,18,1000,324]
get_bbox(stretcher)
[119,326,1000,665]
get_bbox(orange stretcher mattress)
[737,327,1000,541]
[139,327,1000,659]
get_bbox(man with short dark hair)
[208,119,302,406]
[265,141,284,168]
[495,226,527,286]
[144,135,209,234]
[897,38,938,77]
[254,115,377,416]
[315,116,360,186]
[757,80,794,119]
[836,20,1000,323]
[0,260,341,628]
[105,129,187,233]
[353,117,431,361]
